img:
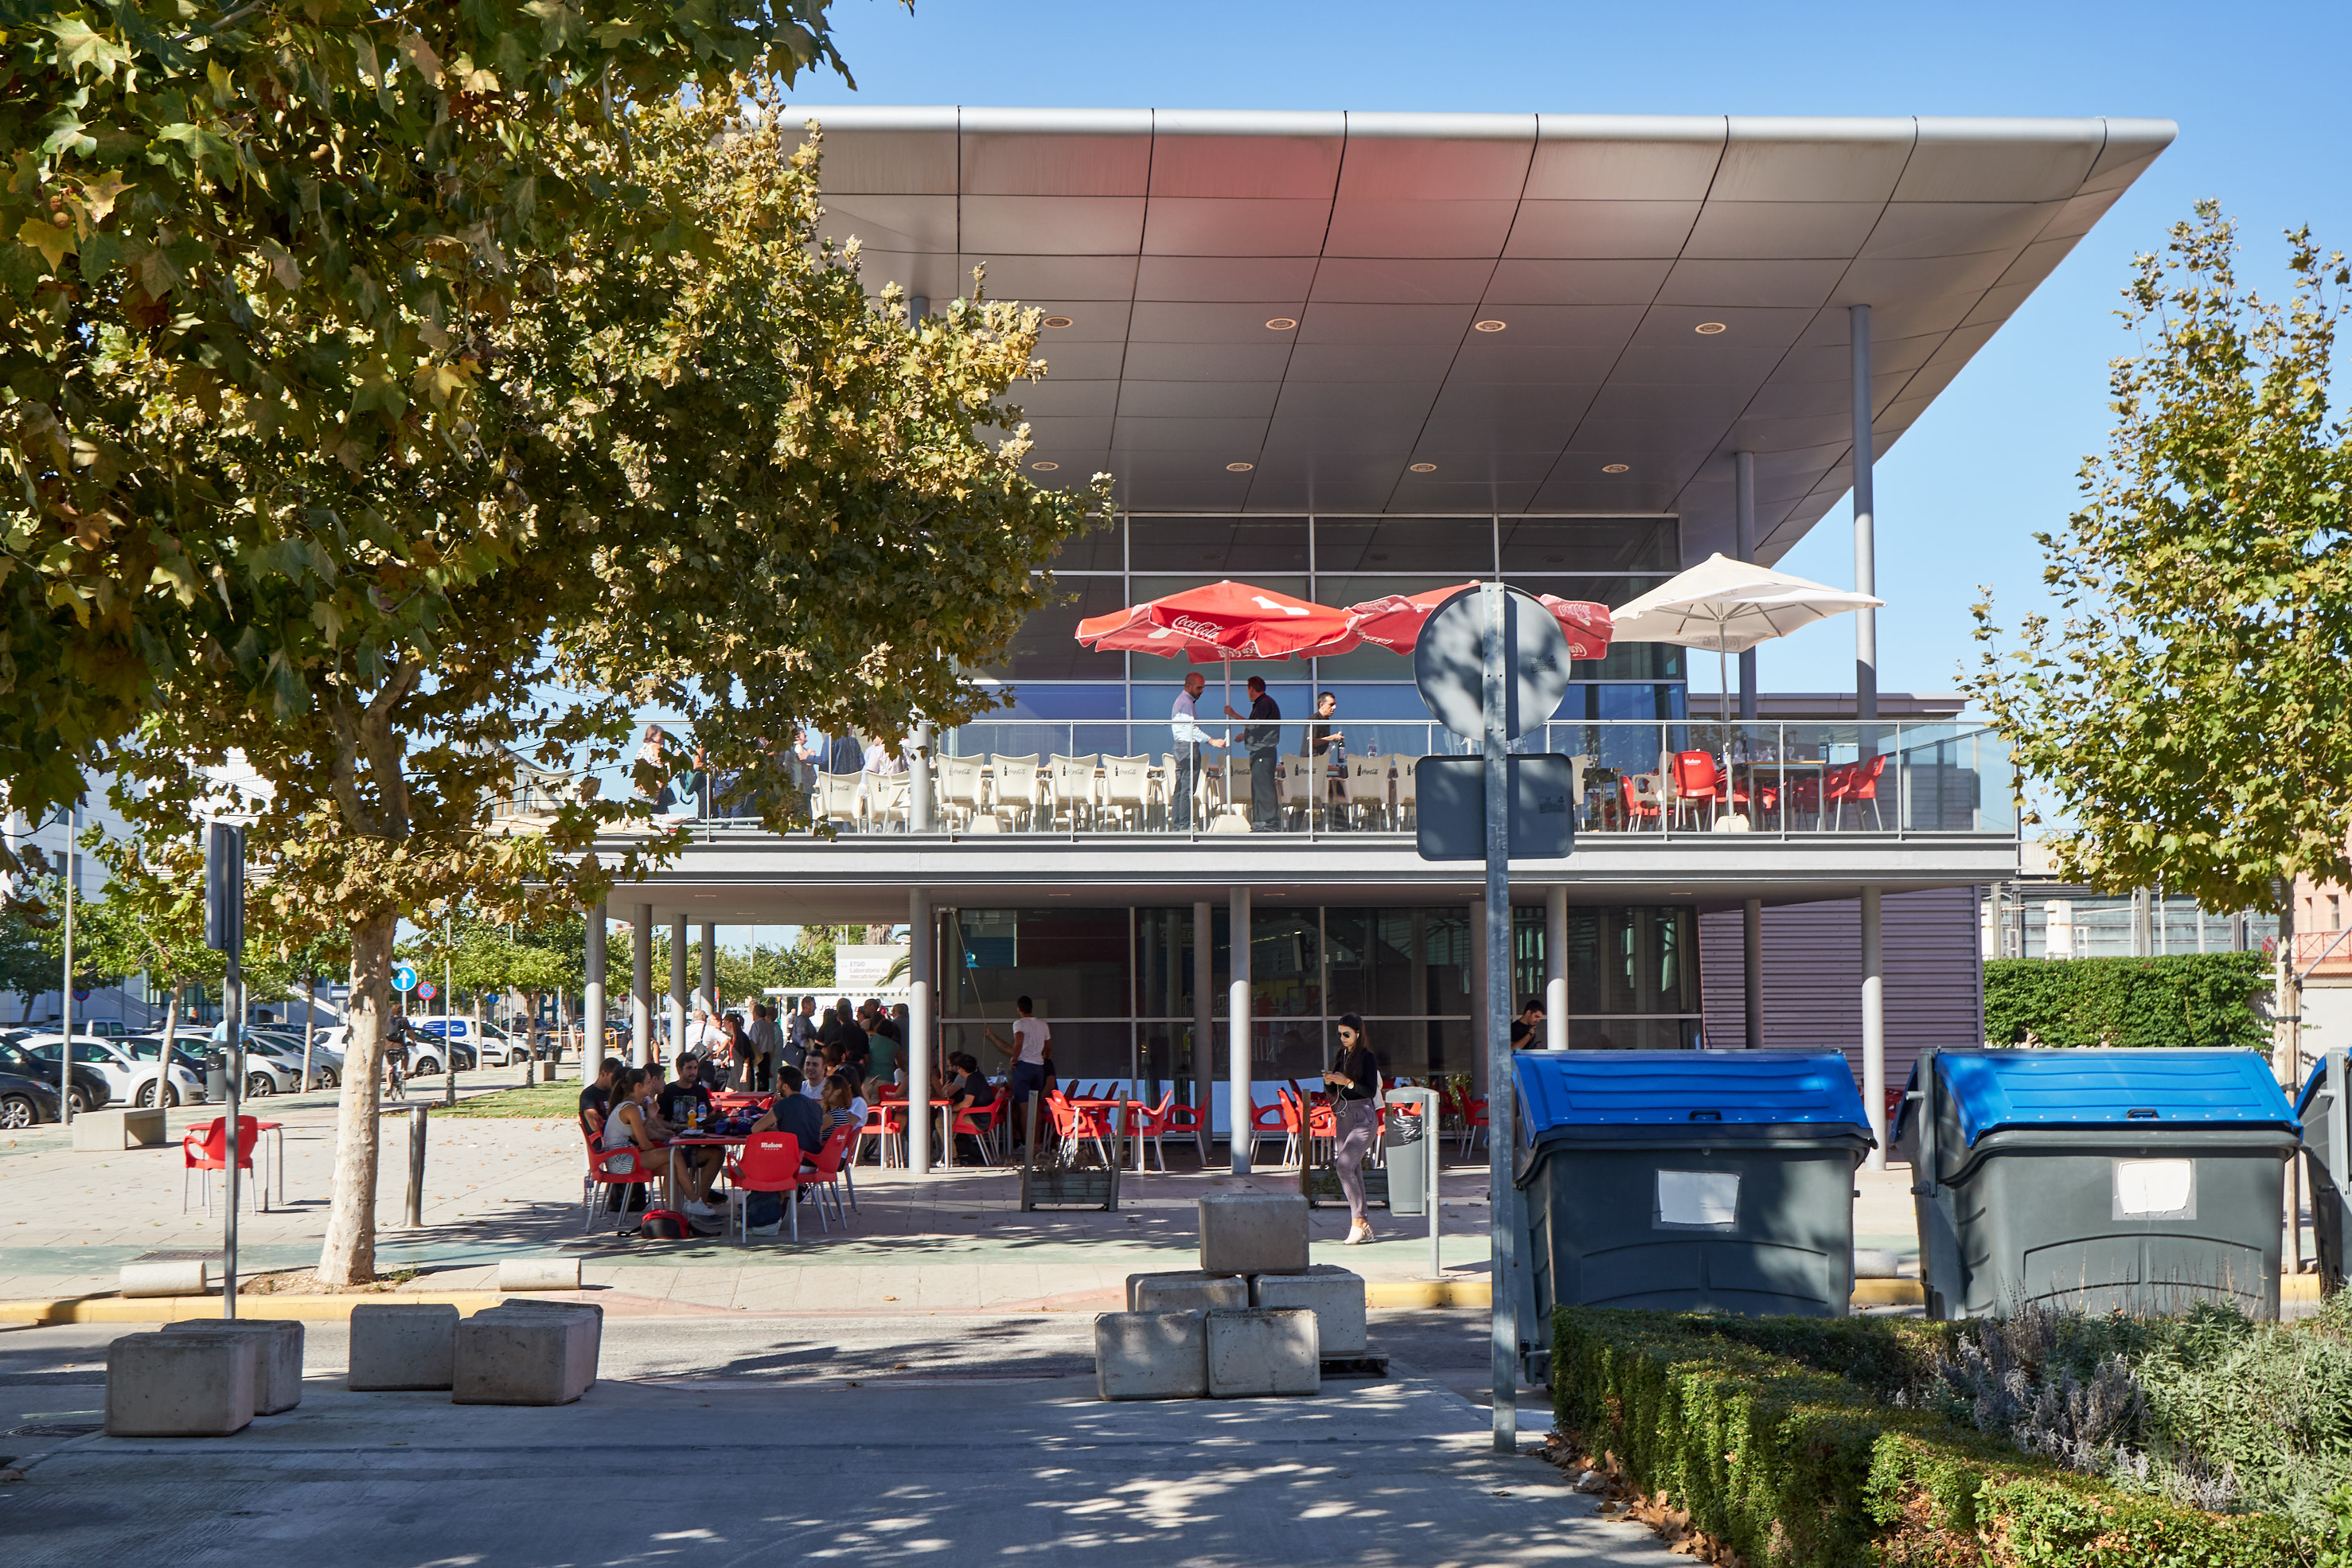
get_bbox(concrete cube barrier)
[453,1309,598,1406]
[119,1260,209,1298]
[1094,1311,1208,1401]
[162,1319,304,1414]
[105,1332,256,1437]
[1250,1266,1367,1357]
[74,1106,168,1152]
[1197,1192,1310,1276]
[1128,1270,1249,1315]
[1206,1307,1320,1398]
[481,1301,602,1393]
[348,1303,460,1391]
[497,1257,583,1292]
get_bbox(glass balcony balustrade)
[667,720,2014,840]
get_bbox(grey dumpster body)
[1899,1048,2297,1321]
[2297,1052,2352,1288]
[1514,1051,1873,1319]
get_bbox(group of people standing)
[1169,676,1349,832]
[668,994,911,1094]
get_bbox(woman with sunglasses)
[1323,1014,1382,1245]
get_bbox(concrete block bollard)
[162,1319,305,1414]
[119,1260,209,1298]
[1206,1307,1320,1398]
[1128,1270,1250,1315]
[1853,1248,1901,1279]
[74,1107,168,1152]
[105,1332,257,1437]
[1197,1192,1310,1276]
[348,1303,461,1391]
[1094,1311,1209,1401]
[453,1308,599,1406]
[497,1257,583,1292]
[1250,1266,1367,1357]
[481,1301,603,1393]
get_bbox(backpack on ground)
[743,1192,784,1231]
[638,1208,690,1239]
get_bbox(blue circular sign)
[392,963,419,993]
[72,986,89,1002]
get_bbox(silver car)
[244,1033,340,1090]
[115,1037,216,1108]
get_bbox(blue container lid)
[1919,1050,2297,1146]
[2295,1057,2340,1116]
[1514,1050,1869,1137]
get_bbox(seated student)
[753,1064,827,1162]
[649,1055,724,1216]
[820,1071,864,1134]
[578,1056,623,1141]
[602,1068,694,1228]
[948,1054,994,1163]
[658,1051,718,1131]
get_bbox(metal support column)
[630,903,653,1067]
[1480,582,1518,1454]
[911,720,935,833]
[1469,898,1488,1090]
[583,899,607,1078]
[1744,898,1765,1051]
[1544,886,1568,1051]
[1734,450,1757,724]
[1862,885,1886,1170]
[668,915,687,1065]
[909,887,933,1176]
[699,922,717,1015]
[1228,885,1251,1175]
[1851,304,1878,729]
[1192,901,1214,1163]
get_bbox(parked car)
[19,1033,147,1112]
[115,1037,214,1108]
[243,1033,340,1090]
[0,1067,62,1128]
[0,1041,109,1115]
[417,1017,529,1067]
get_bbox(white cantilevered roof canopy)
[783,108,2171,563]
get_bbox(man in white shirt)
[985,995,1052,1150]
[863,735,908,775]
[1169,670,1228,830]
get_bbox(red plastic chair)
[1837,754,1888,829]
[801,1124,856,1231]
[1620,774,1664,828]
[580,1130,657,1235]
[856,1102,903,1168]
[182,1117,259,1216]
[724,1131,805,1243]
[1669,751,1723,827]
[1244,1094,1287,1166]
[1274,1087,1307,1168]
[1131,1091,1196,1172]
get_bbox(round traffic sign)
[72,986,90,1002]
[1413,584,1573,742]
[392,962,419,993]
[418,981,439,1002]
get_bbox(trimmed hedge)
[1983,951,2270,1050]
[1552,1307,2306,1567]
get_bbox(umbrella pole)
[1223,657,1234,822]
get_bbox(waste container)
[1515,1051,1874,1318]
[1383,1088,1431,1217]
[2296,1051,2352,1288]
[1898,1048,2298,1321]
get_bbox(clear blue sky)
[783,0,2351,704]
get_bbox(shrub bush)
[1983,951,2270,1049]
[1553,1305,2306,1566]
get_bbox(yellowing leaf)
[77,170,133,224]
[16,216,74,272]
[399,31,443,86]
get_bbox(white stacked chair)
[1048,754,1100,831]
[992,754,1041,830]
[1344,759,1388,829]
[938,755,987,829]
[1102,755,1152,830]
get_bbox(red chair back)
[1671,751,1720,802]
[736,1131,802,1188]
[1847,754,1887,801]
[185,1117,259,1171]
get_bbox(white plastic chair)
[991,754,1041,830]
[1394,761,1418,829]
[815,771,863,831]
[1102,755,1151,830]
[1048,754,1100,831]
[1280,761,1313,830]
[865,770,911,832]
[1344,759,1388,829]
[938,755,986,829]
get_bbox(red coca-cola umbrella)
[1344,583,1614,659]
[1076,579,1357,662]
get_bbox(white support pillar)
[908,887,933,1176]
[1734,449,1758,725]
[630,903,653,1067]
[911,720,935,833]
[1850,303,1878,728]
[668,915,688,1064]
[584,899,607,1078]
[1861,885,1886,1170]
[1743,897,1765,1051]
[1228,885,1252,1175]
[1544,886,1568,1051]
[1192,901,1214,1163]
[699,922,717,1014]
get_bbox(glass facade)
[935,901,1701,1098]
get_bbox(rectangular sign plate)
[1414,755,1576,861]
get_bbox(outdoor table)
[664,1133,751,1222]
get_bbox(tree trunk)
[318,909,398,1286]
[156,990,179,1106]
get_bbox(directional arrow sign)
[392,962,419,993]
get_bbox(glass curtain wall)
[937,901,1703,1106]
[961,514,1687,762]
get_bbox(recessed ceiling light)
[1031,461,1059,471]
[1408,462,1437,473]
[1042,315,1074,329]
[1694,322,1729,335]
[1226,462,1254,472]
[1265,318,1297,331]
[1473,319,1507,333]
[1602,463,1631,474]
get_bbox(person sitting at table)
[653,1055,725,1214]
[820,1071,865,1134]
[753,1065,828,1179]
[605,1068,717,1223]
[578,1055,623,1141]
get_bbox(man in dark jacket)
[1224,676,1282,832]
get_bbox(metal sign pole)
[1481,583,1516,1453]
[59,800,74,1126]
[205,823,246,1320]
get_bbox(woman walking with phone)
[1324,1014,1382,1244]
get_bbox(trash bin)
[2296,1051,2352,1288]
[1515,1051,1874,1318]
[1383,1089,1430,1218]
[1898,1047,2298,1321]
[204,1048,229,1102]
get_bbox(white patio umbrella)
[1609,552,1885,807]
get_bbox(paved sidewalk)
[0,1086,1500,1311]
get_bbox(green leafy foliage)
[1971,204,2352,914]
[1983,953,2272,1048]
[1554,1306,2307,1566]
